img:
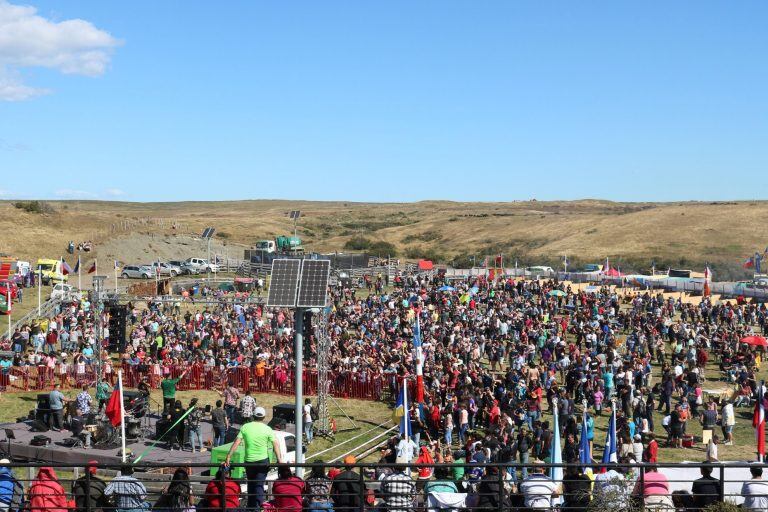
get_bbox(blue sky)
[1,1,766,202]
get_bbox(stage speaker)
[106,304,128,352]
[225,427,239,444]
[36,394,51,411]
[155,418,171,439]
[29,420,49,433]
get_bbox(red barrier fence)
[0,365,390,402]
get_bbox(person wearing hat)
[72,461,107,512]
[331,455,363,512]
[225,406,283,511]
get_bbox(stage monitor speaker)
[28,420,49,433]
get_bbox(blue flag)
[601,407,618,467]
[392,380,411,437]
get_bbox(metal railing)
[0,460,759,511]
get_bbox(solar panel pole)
[294,307,305,477]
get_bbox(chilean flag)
[703,266,711,298]
[600,406,618,470]
[105,385,123,427]
[754,381,766,462]
[744,256,755,269]
[413,316,424,403]
[61,259,72,275]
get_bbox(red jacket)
[29,467,68,512]
[204,478,241,509]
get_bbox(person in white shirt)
[742,466,768,512]
[721,400,735,445]
[395,433,417,463]
[303,398,314,444]
[520,464,560,509]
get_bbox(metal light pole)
[293,308,305,476]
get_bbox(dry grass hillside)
[0,199,766,279]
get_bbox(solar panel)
[297,259,330,308]
[267,259,301,307]
[201,227,215,239]
[289,210,301,220]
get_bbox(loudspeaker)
[225,427,239,444]
[36,394,50,411]
[155,418,171,439]
[29,420,49,433]
[106,304,128,352]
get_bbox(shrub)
[703,501,741,512]
[13,200,54,214]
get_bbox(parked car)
[51,283,82,301]
[151,262,181,277]
[168,260,194,275]
[185,258,219,273]
[121,265,154,279]
[524,265,555,276]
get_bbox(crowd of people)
[3,268,768,510]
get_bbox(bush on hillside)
[13,201,54,214]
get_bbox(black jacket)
[691,475,721,511]
[330,469,363,512]
[476,472,511,511]
[72,474,108,512]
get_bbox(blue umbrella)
[438,285,455,292]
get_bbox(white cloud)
[0,1,119,101]
[104,187,125,197]
[55,188,97,199]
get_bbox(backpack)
[310,404,319,422]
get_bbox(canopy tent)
[418,260,434,271]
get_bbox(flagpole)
[37,265,41,316]
[118,369,127,462]
[114,262,118,294]
[7,282,11,340]
[78,256,81,291]
[403,376,411,463]
[95,258,98,278]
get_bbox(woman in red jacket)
[29,467,68,512]
[202,466,241,511]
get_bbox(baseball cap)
[254,407,266,418]
[0,459,9,464]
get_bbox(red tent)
[603,268,624,277]
[741,336,768,347]
[417,260,434,271]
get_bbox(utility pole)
[294,308,305,477]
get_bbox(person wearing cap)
[331,455,363,512]
[225,405,283,510]
[0,458,24,512]
[72,461,108,512]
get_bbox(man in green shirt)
[95,378,112,414]
[160,369,188,414]
[225,406,282,510]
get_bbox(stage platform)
[0,414,219,474]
